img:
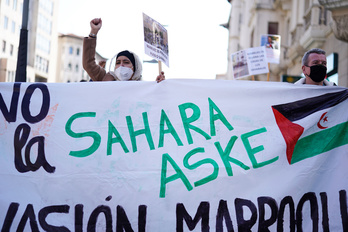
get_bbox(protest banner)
[260,34,281,64]
[143,13,169,71]
[231,46,269,79]
[0,80,347,231]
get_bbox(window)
[10,44,13,56]
[38,13,52,34]
[68,63,72,71]
[8,71,15,82]
[49,21,52,34]
[2,40,6,52]
[46,61,49,73]
[69,46,73,54]
[4,16,9,30]
[13,0,17,10]
[40,0,54,15]
[35,55,49,73]
[268,22,278,35]
[76,48,80,56]
[6,0,10,6]
[75,64,79,72]
[7,71,13,82]
[11,21,15,33]
[38,56,42,70]
[36,34,51,54]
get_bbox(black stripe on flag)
[272,89,348,122]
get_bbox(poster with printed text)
[231,46,269,79]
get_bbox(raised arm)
[82,18,109,81]
[89,18,102,38]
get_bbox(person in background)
[83,18,165,82]
[266,36,274,49]
[295,48,336,86]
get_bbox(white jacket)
[294,78,336,86]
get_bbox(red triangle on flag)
[272,107,304,164]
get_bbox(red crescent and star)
[317,112,328,129]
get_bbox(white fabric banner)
[0,80,347,231]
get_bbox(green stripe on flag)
[291,121,348,164]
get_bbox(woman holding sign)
[83,18,165,82]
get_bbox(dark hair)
[116,50,136,72]
[302,48,326,66]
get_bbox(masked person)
[295,48,336,86]
[83,18,165,82]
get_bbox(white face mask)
[114,66,134,81]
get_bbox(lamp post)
[15,0,29,82]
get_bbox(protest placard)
[231,46,269,79]
[261,34,281,64]
[143,13,169,68]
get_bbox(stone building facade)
[56,34,107,83]
[221,0,348,87]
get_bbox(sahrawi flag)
[272,89,348,164]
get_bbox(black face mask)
[306,65,327,82]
